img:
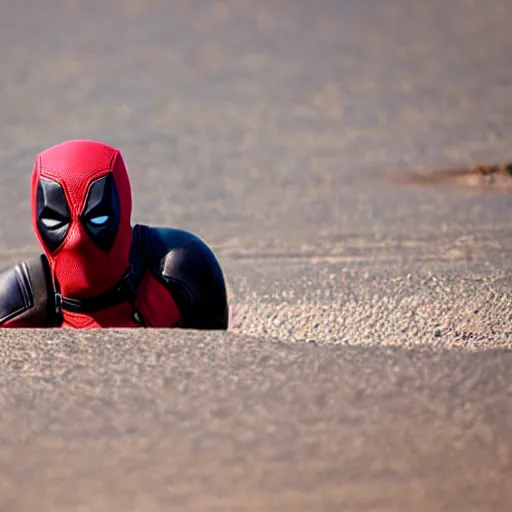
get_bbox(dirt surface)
[1,331,512,512]
[0,0,511,510]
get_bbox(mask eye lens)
[40,217,66,229]
[89,215,109,226]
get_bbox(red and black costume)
[0,140,228,329]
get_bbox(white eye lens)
[41,217,63,229]
[90,215,109,226]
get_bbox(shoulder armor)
[134,225,228,329]
[0,255,59,327]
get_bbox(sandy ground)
[0,0,511,510]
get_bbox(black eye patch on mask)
[80,173,121,252]
[36,178,71,253]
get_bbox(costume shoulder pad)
[134,225,228,329]
[0,255,60,327]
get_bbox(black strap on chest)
[58,267,139,313]
[57,225,150,314]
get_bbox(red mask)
[31,140,133,299]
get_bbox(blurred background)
[1,0,511,248]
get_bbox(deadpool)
[0,140,228,329]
